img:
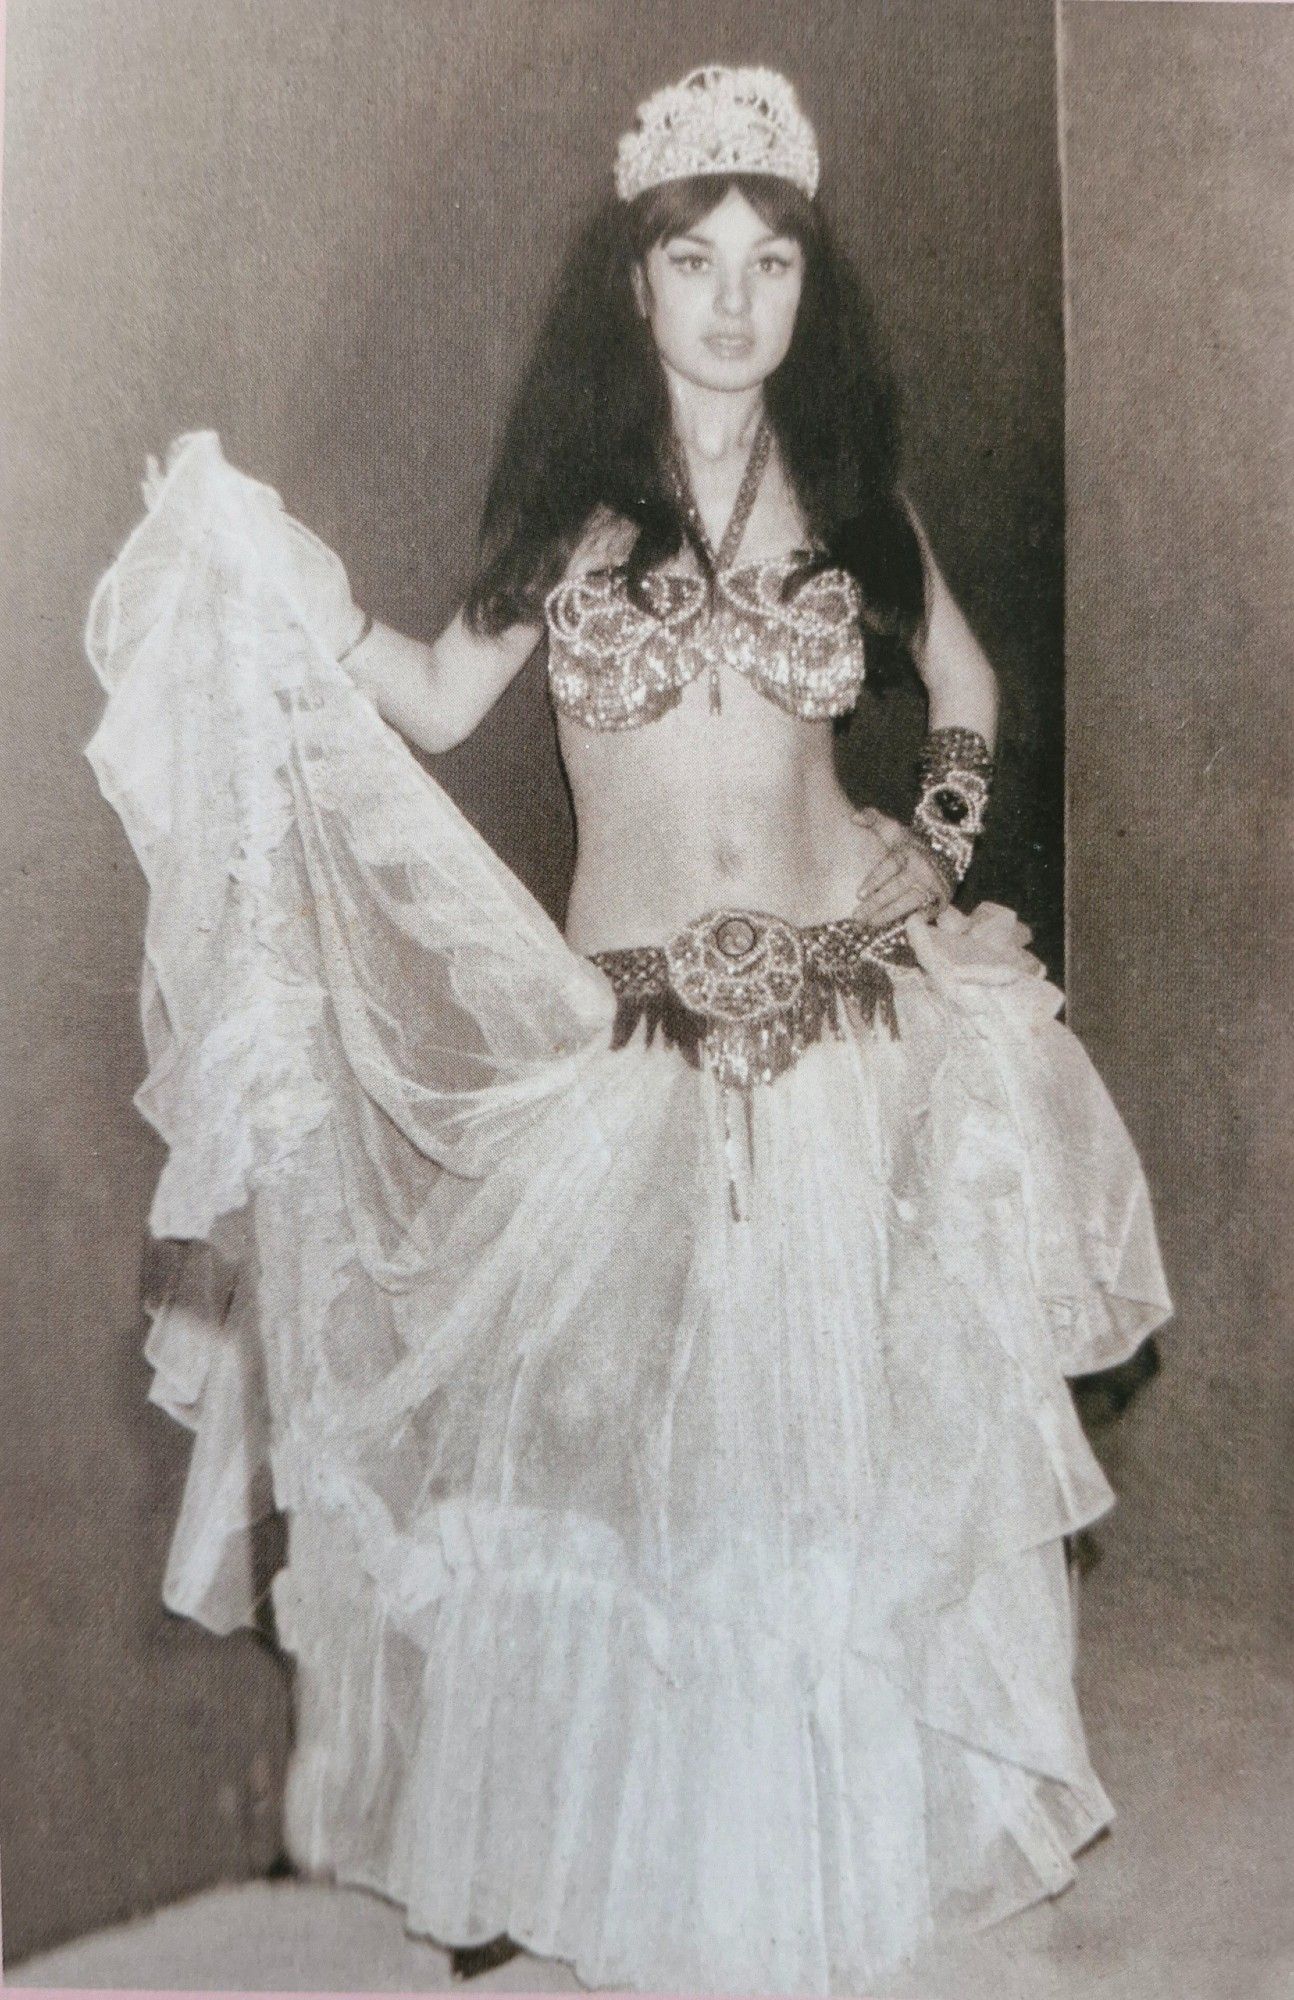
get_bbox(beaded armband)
[911,726,994,890]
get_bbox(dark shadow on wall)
[1061,0,1292,1646]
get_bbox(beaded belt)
[588,907,918,1093]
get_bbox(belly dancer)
[86,64,1173,1996]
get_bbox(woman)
[87,66,1171,1998]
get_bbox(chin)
[680,351,777,395]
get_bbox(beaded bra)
[544,420,867,731]
[546,555,866,730]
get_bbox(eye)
[755,252,796,275]
[667,251,710,274]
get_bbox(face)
[633,186,805,396]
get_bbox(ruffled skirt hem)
[273,1507,1113,1996]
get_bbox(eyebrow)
[667,229,795,249]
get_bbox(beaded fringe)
[593,921,918,1091]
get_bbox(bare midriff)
[558,664,866,955]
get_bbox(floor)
[10,1572,1292,2000]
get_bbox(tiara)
[614,65,820,205]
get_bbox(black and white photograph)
[0,3,1289,1996]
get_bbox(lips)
[705,333,754,357]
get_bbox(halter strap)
[667,418,773,712]
[669,416,773,572]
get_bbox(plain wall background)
[4,0,1064,1963]
[1061,0,1291,1641]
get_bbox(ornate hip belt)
[588,907,918,1092]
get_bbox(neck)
[664,370,765,463]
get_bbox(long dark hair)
[464,173,926,691]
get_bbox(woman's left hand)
[849,806,952,932]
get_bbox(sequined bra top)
[543,551,868,732]
[543,419,866,732]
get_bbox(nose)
[714,267,750,319]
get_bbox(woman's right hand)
[281,515,370,659]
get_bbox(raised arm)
[275,499,543,754]
[336,508,633,755]
[344,610,542,755]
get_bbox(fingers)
[854,841,940,911]
[850,806,907,852]
[850,807,911,892]
[856,859,948,928]
[856,850,905,895]
[856,886,935,931]
[850,810,952,935]
[904,846,951,908]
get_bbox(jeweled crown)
[615,65,820,204]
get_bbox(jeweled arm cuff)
[910,726,994,888]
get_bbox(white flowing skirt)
[87,432,1172,1996]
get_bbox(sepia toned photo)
[1,4,1288,1997]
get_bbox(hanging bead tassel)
[718,1086,758,1223]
